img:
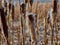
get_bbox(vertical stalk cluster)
[0,0,9,45]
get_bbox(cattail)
[20,3,26,14]
[25,0,33,12]
[29,0,33,12]
[9,0,12,13]
[20,2,26,45]
[0,0,9,45]
[25,0,28,3]
[36,1,39,38]
[28,14,36,45]
[9,0,12,22]
[18,0,23,45]
[53,0,58,45]
[29,0,33,6]
[53,0,58,13]
[8,0,12,23]
[30,0,33,11]
[50,0,58,45]
[4,0,7,16]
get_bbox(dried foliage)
[0,1,60,45]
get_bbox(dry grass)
[1,2,60,45]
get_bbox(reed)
[0,0,60,45]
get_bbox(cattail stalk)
[0,0,9,45]
[53,0,58,45]
[36,1,39,39]
[19,0,24,45]
[29,0,33,12]
[20,1,26,45]
[44,16,48,45]
[9,0,13,45]
[28,16,36,45]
